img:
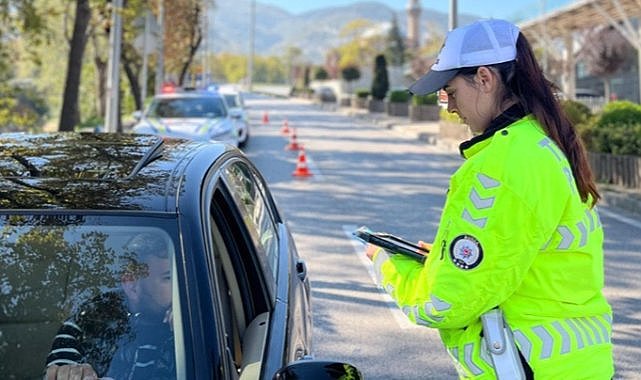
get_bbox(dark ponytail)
[506,34,600,207]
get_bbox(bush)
[355,88,370,99]
[561,100,594,150]
[388,89,410,103]
[561,99,592,126]
[341,65,361,82]
[411,93,438,105]
[587,100,641,156]
[595,100,641,127]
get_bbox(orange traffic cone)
[281,119,290,135]
[262,111,269,125]
[292,148,312,178]
[285,128,301,151]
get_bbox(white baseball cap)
[409,19,520,95]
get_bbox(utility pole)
[449,0,458,30]
[105,0,123,132]
[155,0,165,94]
[247,0,255,91]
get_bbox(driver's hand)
[45,363,98,380]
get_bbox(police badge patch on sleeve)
[449,235,483,270]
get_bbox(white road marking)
[342,224,420,329]
[600,207,641,229]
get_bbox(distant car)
[219,89,250,148]
[314,87,337,103]
[132,92,239,147]
[0,132,362,380]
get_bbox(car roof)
[0,132,229,212]
[153,91,223,100]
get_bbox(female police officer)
[366,19,614,379]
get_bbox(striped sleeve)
[45,319,84,367]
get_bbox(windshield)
[147,96,227,118]
[0,214,181,380]
[223,94,238,108]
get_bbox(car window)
[0,215,181,380]
[222,162,279,287]
[223,94,238,108]
[148,96,227,118]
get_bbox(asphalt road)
[242,94,641,380]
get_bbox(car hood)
[133,117,228,138]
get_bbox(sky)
[258,0,576,21]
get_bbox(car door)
[202,157,296,380]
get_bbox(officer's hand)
[418,241,432,253]
[45,363,98,380]
[365,243,381,261]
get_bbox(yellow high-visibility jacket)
[372,114,614,379]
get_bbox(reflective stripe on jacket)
[372,115,614,379]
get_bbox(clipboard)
[353,226,428,263]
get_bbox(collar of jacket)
[458,104,528,159]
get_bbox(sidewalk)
[338,105,641,217]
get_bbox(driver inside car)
[44,232,175,380]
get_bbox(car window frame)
[199,156,283,377]
[220,160,280,296]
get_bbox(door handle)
[296,259,307,282]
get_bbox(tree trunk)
[177,39,201,86]
[58,0,91,132]
[123,60,142,112]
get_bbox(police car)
[132,90,240,147]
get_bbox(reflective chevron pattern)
[462,173,500,229]
[540,207,602,251]
[447,343,491,377]
[514,314,611,362]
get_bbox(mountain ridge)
[208,1,480,63]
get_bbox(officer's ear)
[475,66,496,93]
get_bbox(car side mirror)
[229,109,242,119]
[272,360,363,380]
[131,110,143,121]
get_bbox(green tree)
[0,0,48,80]
[337,19,382,69]
[385,15,405,66]
[314,67,329,80]
[371,54,389,100]
[0,82,48,131]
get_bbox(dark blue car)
[0,133,360,380]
